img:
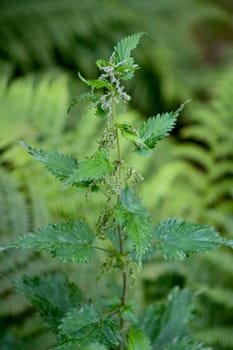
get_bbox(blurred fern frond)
[0,0,230,113]
[141,68,233,349]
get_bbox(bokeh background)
[0,1,233,349]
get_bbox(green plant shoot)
[1,33,233,350]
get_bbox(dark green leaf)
[55,342,107,350]
[58,304,120,348]
[2,220,95,263]
[14,273,84,330]
[140,288,194,349]
[20,142,78,182]
[154,218,223,260]
[164,338,210,350]
[153,288,194,349]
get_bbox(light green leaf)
[78,72,112,90]
[137,102,189,152]
[20,142,78,182]
[83,344,107,350]
[58,304,120,348]
[113,32,146,80]
[66,151,114,186]
[114,187,153,260]
[114,32,145,62]
[14,273,84,330]
[127,329,152,350]
[1,220,95,263]
[154,218,223,260]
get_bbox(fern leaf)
[57,304,120,348]
[20,142,78,182]
[127,329,152,350]
[1,220,95,263]
[14,273,84,330]
[66,151,114,186]
[137,102,189,152]
[154,218,223,260]
[196,327,233,348]
[114,187,153,260]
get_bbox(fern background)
[0,0,233,349]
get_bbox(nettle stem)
[114,104,127,349]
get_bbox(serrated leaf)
[114,32,145,62]
[78,72,112,90]
[117,122,149,149]
[137,102,189,152]
[140,288,194,350]
[127,329,152,350]
[153,288,194,349]
[154,218,223,260]
[67,92,98,113]
[20,142,78,181]
[14,273,84,330]
[114,187,153,260]
[1,220,95,263]
[66,151,114,186]
[138,304,164,345]
[58,304,120,348]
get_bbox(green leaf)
[113,33,146,80]
[83,344,107,350]
[55,342,108,350]
[78,72,112,90]
[127,329,152,350]
[140,288,194,349]
[66,151,114,186]
[164,338,210,350]
[1,220,95,263]
[14,273,84,330]
[117,122,149,149]
[154,218,223,260]
[136,102,189,152]
[67,92,98,113]
[20,142,78,182]
[58,304,120,348]
[114,32,145,62]
[138,304,164,345]
[114,187,153,260]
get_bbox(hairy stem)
[116,121,127,350]
[112,100,127,349]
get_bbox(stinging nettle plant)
[1,33,233,350]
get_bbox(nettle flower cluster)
[1,33,233,350]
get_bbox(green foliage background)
[0,0,232,349]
